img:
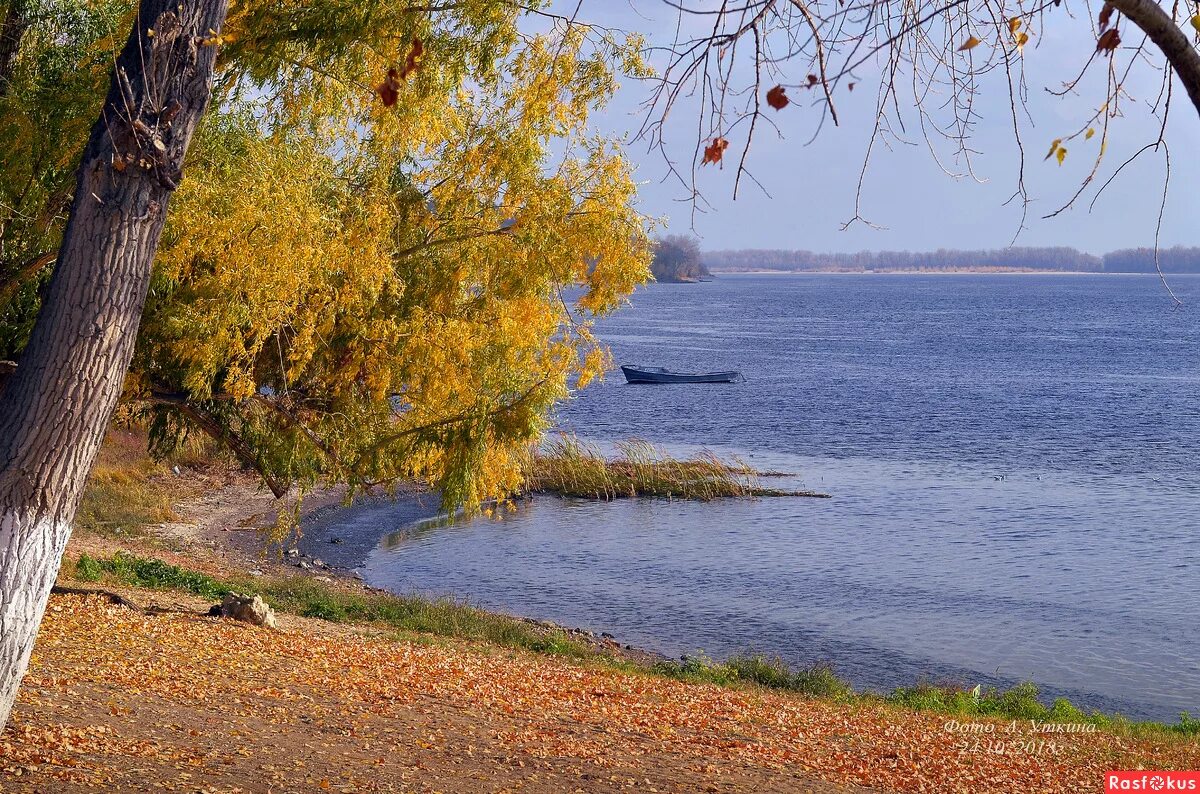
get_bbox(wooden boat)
[620,365,743,384]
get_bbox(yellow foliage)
[132,2,653,511]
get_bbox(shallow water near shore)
[359,274,1200,722]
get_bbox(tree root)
[51,585,143,612]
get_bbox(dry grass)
[74,428,231,541]
[74,430,181,540]
[524,435,829,500]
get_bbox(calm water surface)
[361,274,1200,721]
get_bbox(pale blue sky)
[563,1,1200,253]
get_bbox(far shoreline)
[706,269,1189,276]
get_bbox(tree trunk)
[0,0,228,731]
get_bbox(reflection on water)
[360,274,1200,722]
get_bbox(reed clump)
[524,435,829,500]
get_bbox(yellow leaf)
[1009,17,1022,33]
[1056,146,1067,166]
[1191,13,1200,33]
[958,36,982,51]
[1085,127,1096,140]
[1044,138,1062,160]
[1014,31,1030,50]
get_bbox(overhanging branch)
[1107,0,1200,118]
[151,393,289,498]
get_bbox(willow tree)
[0,0,650,731]
[135,9,650,510]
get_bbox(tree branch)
[0,251,56,304]
[152,393,289,498]
[1108,0,1200,119]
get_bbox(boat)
[620,365,744,384]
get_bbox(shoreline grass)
[525,435,830,500]
[71,551,591,658]
[66,550,1197,741]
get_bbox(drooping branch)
[648,0,1200,243]
[150,393,289,499]
[363,378,551,458]
[0,251,55,304]
[148,387,343,476]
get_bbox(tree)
[651,234,708,281]
[0,0,229,729]
[128,7,650,511]
[0,0,651,730]
[643,0,1200,245]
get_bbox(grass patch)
[69,552,591,659]
[75,431,180,540]
[652,654,852,697]
[886,681,1200,738]
[73,552,232,601]
[75,427,228,542]
[525,435,829,500]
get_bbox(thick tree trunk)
[0,0,228,730]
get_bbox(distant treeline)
[700,246,1200,274]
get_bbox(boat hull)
[621,366,742,384]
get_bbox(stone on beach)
[217,593,278,629]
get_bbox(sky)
[554,1,1200,254]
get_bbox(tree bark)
[0,0,228,731]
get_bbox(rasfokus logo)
[1107,771,1200,792]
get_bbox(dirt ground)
[4,590,880,793]
[5,586,1198,794]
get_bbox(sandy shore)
[126,472,667,665]
[140,472,441,579]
